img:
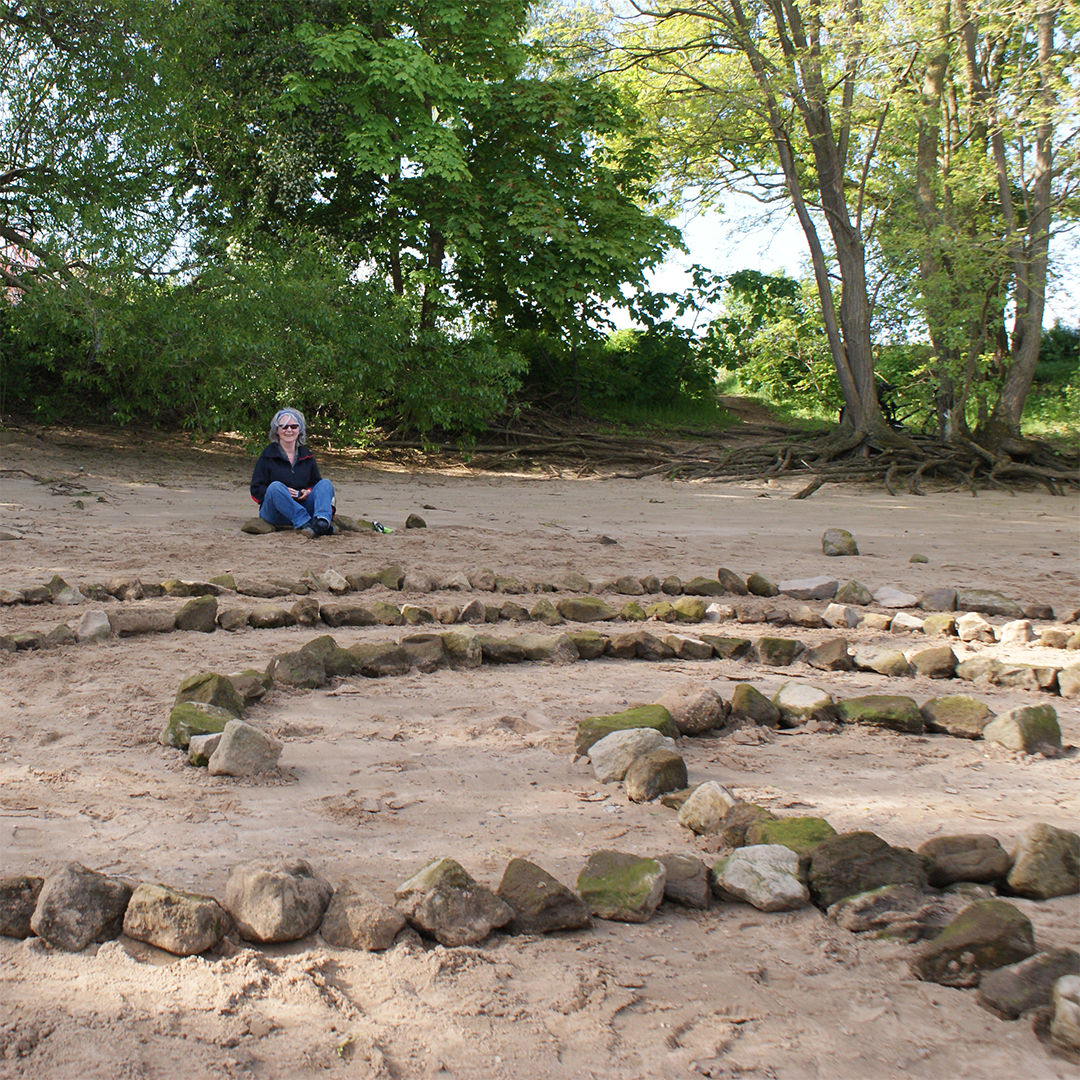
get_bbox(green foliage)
[1024,322,1080,436]
[1,242,524,438]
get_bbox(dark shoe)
[314,517,336,537]
[296,523,316,539]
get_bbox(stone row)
[3,824,1077,1058]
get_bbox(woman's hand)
[288,487,301,499]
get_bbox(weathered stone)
[747,817,837,863]
[835,695,923,734]
[757,637,801,666]
[957,612,996,642]
[495,575,526,594]
[787,605,822,629]
[656,683,727,736]
[711,845,810,912]
[624,750,688,802]
[1007,823,1079,900]
[857,612,894,631]
[999,619,1036,647]
[1040,628,1073,650]
[955,655,1004,684]
[614,575,645,596]
[983,704,1061,755]
[376,565,405,591]
[161,701,233,749]
[575,705,678,757]
[1051,974,1080,1055]
[613,629,675,661]
[74,609,112,643]
[908,646,958,679]
[108,609,176,636]
[772,683,836,727]
[657,854,711,909]
[401,635,448,673]
[496,859,591,935]
[465,567,496,592]
[822,603,860,629]
[638,575,661,594]
[1023,602,1055,620]
[699,634,752,660]
[551,570,591,594]
[0,876,43,938]
[991,664,1060,693]
[715,803,778,850]
[47,576,85,606]
[664,633,712,659]
[576,851,666,923]
[217,607,251,631]
[476,635,526,664]
[681,576,724,597]
[176,671,244,717]
[873,586,919,608]
[922,613,957,637]
[122,883,231,956]
[713,568,748,596]
[103,577,143,601]
[779,577,838,601]
[822,528,858,557]
[208,719,283,777]
[805,638,853,671]
[828,883,935,941]
[44,623,76,647]
[677,781,738,835]
[918,835,1012,887]
[248,604,293,629]
[808,832,927,910]
[920,695,995,739]
[671,596,708,622]
[498,600,530,621]
[728,684,782,728]
[319,880,407,950]
[441,629,483,669]
[268,650,327,688]
[347,642,411,678]
[745,572,778,597]
[957,589,1024,619]
[227,668,272,704]
[300,635,362,678]
[8,630,44,651]
[224,858,333,944]
[1059,664,1080,699]
[241,517,277,535]
[836,580,873,606]
[452,598,483,624]
[514,632,579,664]
[918,588,957,612]
[402,513,426,530]
[566,629,607,659]
[235,578,291,598]
[187,732,222,767]
[30,862,132,951]
[529,597,563,626]
[591,725,673,786]
[890,611,925,633]
[395,857,512,946]
[661,575,682,595]
[556,596,618,623]
[912,900,1036,987]
[977,950,1080,1021]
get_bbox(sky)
[637,193,1080,332]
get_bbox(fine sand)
[1,425,1078,1080]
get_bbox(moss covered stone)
[175,672,244,718]
[161,701,233,749]
[575,705,677,757]
[835,695,924,734]
[576,850,666,923]
[747,816,837,860]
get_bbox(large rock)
[108,609,176,636]
[678,782,738,835]
[656,683,727,735]
[556,596,617,622]
[658,854,711,909]
[836,580,873,606]
[715,568,749,595]
[175,595,218,633]
[805,638,853,671]
[757,637,802,666]
[576,851,666,923]
[746,573,779,598]
[715,803,777,850]
[835,695,923,734]
[682,577,726,598]
[665,633,714,660]
[0,875,43,938]
[575,705,677,757]
[566,630,607,660]
[853,647,913,677]
[827,883,935,942]
[402,635,449,673]
[1006,822,1079,900]
[300,634,363,678]
[346,642,411,678]
[440,629,483,669]
[319,602,379,628]
[778,577,838,601]
[772,683,835,727]
[175,672,244,718]
[918,588,957,612]
[208,719,283,777]
[983,704,1062,755]
[224,858,333,944]
[394,858,512,947]
[727,684,781,728]
[529,597,563,626]
[977,949,1080,1020]
[957,612,996,642]
[873,586,918,608]
[746,817,837,865]
[918,835,1011,887]
[822,528,858,556]
[76,609,112,643]
[920,695,995,739]
[624,749,688,803]
[161,701,233,750]
[477,635,526,664]
[808,832,927,910]
[496,859,591,934]
[956,589,1024,619]
[30,862,132,951]
[711,845,810,912]
[122,883,232,956]
[247,604,293,629]
[1059,664,1080,699]
[319,880,407,951]
[268,650,328,688]
[515,633,579,664]
[911,899,1036,987]
[700,634,752,660]
[1052,975,1080,1056]
[588,728,676,784]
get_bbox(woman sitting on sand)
[250,408,336,537]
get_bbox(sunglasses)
[278,423,300,430]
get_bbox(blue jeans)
[259,480,335,529]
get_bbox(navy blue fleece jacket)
[249,442,323,505]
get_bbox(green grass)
[593,397,736,433]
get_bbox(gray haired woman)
[249,408,336,537]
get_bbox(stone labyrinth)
[3,537,1080,1065]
